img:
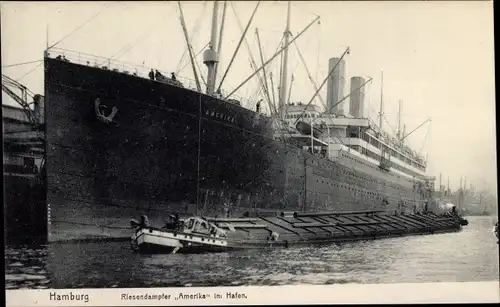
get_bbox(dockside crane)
[3,73,46,178]
[2,73,43,128]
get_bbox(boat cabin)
[182,217,227,238]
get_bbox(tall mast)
[378,71,384,137]
[213,1,227,88]
[464,176,467,200]
[225,15,320,100]
[440,173,442,199]
[397,99,402,141]
[178,2,202,92]
[44,24,49,57]
[402,124,406,145]
[256,28,274,113]
[460,176,464,210]
[279,1,292,120]
[204,1,220,95]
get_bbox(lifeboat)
[295,121,323,138]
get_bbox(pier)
[3,92,47,243]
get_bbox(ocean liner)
[44,1,435,242]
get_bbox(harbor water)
[5,216,499,289]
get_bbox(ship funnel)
[349,77,366,118]
[326,57,346,115]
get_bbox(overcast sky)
[1,1,495,193]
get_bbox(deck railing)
[45,47,261,111]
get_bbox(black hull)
[44,57,433,242]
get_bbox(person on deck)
[155,70,163,80]
[148,69,155,80]
[171,72,177,81]
[174,213,180,226]
[256,100,261,113]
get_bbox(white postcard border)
[6,282,500,306]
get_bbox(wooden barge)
[130,209,468,254]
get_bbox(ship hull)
[45,58,430,242]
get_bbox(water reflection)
[5,244,52,289]
[5,216,499,289]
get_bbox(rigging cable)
[234,25,274,117]
[260,29,302,141]
[175,1,208,73]
[2,60,43,69]
[194,54,208,87]
[177,43,209,74]
[294,27,312,68]
[108,22,161,61]
[15,62,43,82]
[255,29,274,114]
[291,32,326,107]
[268,35,285,104]
[10,6,108,82]
[315,18,321,84]
[107,4,178,63]
[419,120,431,155]
[217,1,261,94]
[48,7,107,49]
[382,114,398,137]
[250,79,264,107]
[278,40,284,101]
[247,60,260,103]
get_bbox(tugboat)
[130,215,232,254]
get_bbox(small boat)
[295,121,323,138]
[130,215,234,254]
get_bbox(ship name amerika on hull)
[45,56,431,242]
